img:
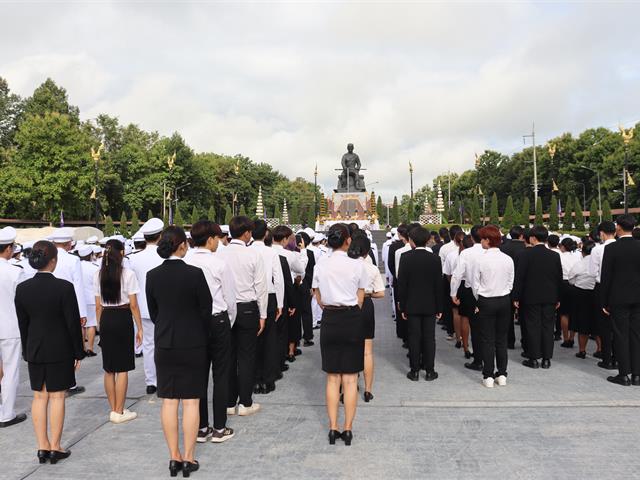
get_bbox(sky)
[2,1,640,202]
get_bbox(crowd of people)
[1,213,640,477]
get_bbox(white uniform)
[312,250,368,306]
[129,244,163,387]
[80,260,99,327]
[52,248,87,318]
[186,248,237,322]
[362,258,385,294]
[0,258,23,423]
[559,251,580,281]
[309,245,326,327]
[588,239,616,283]
[272,244,309,282]
[450,243,485,297]
[250,241,285,312]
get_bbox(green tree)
[274,203,281,221]
[147,209,154,221]
[489,193,499,226]
[391,196,399,226]
[119,211,128,236]
[574,196,584,230]
[602,199,612,221]
[190,205,199,225]
[376,196,384,221]
[534,197,543,225]
[207,206,216,222]
[548,195,559,230]
[239,204,247,218]
[104,215,115,236]
[0,77,23,148]
[224,205,233,224]
[589,198,599,230]
[174,206,184,228]
[520,197,531,226]
[405,197,415,223]
[130,210,140,234]
[502,195,516,229]
[289,203,299,224]
[469,195,481,225]
[564,196,574,229]
[21,78,79,122]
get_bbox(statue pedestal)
[317,191,380,230]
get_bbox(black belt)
[212,311,228,318]
[324,305,359,311]
[103,304,130,310]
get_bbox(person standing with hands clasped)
[471,226,514,388]
[15,241,85,464]
[313,223,367,446]
[599,214,640,387]
[94,239,143,424]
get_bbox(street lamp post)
[314,164,318,220]
[579,165,601,223]
[409,162,414,200]
[620,125,635,215]
[523,123,538,207]
[90,143,104,228]
[174,183,191,214]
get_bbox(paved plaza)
[2,296,639,480]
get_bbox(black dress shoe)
[363,391,374,402]
[37,450,50,464]
[0,412,27,428]
[541,359,551,369]
[521,352,529,358]
[135,352,143,358]
[597,361,617,370]
[280,364,289,372]
[182,460,199,478]
[294,348,302,356]
[522,359,540,369]
[264,382,276,393]
[84,349,97,357]
[49,450,71,464]
[146,385,157,395]
[303,340,314,347]
[593,351,603,359]
[455,340,462,349]
[406,370,420,381]
[328,429,341,445]
[607,374,631,386]
[341,430,353,446]
[253,384,265,395]
[632,375,640,386]
[66,386,85,397]
[464,362,483,371]
[554,333,561,341]
[575,351,586,359]
[169,460,182,477]
[425,371,439,381]
[560,340,574,348]
[286,355,296,363]
[402,342,408,349]
[464,351,472,359]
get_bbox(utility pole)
[409,161,414,200]
[314,164,318,219]
[523,123,538,207]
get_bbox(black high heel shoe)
[169,460,182,477]
[341,430,353,446]
[464,350,472,359]
[182,460,199,478]
[37,450,50,464]
[49,450,71,464]
[328,430,341,445]
[363,391,374,402]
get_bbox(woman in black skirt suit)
[146,227,212,477]
[94,239,143,424]
[15,241,85,464]
[348,234,385,402]
[567,240,597,358]
[312,224,367,446]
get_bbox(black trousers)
[199,312,231,430]
[442,277,454,335]
[228,301,259,408]
[407,314,436,372]
[595,284,614,363]
[277,305,289,367]
[507,298,516,348]
[610,304,640,376]
[394,281,408,341]
[477,295,510,378]
[522,303,556,360]
[255,294,278,384]
[300,287,314,341]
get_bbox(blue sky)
[2,1,639,201]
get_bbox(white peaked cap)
[386,232,392,238]
[0,226,17,245]
[51,227,75,243]
[92,246,103,255]
[303,227,316,240]
[132,230,144,241]
[86,235,98,244]
[77,245,93,257]
[140,218,164,236]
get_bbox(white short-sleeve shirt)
[312,250,367,306]
[94,268,140,306]
[362,258,385,294]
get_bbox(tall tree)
[520,197,531,226]
[376,195,384,221]
[0,77,23,148]
[534,198,543,225]
[589,199,599,230]
[130,210,140,234]
[564,196,574,229]
[289,203,299,224]
[502,195,516,229]
[22,78,79,122]
[174,206,184,228]
[602,199,612,221]
[391,196,399,226]
[190,205,199,225]
[119,211,128,236]
[574,196,584,230]
[104,215,115,236]
[548,195,559,230]
[224,205,232,224]
[274,203,281,221]
[207,206,216,222]
[147,209,154,221]
[469,195,481,225]
[489,193,499,226]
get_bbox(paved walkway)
[2,295,639,480]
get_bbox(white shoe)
[226,406,237,416]
[110,410,137,424]
[495,375,507,386]
[482,377,495,388]
[237,403,261,416]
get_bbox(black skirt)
[458,284,476,318]
[362,297,375,339]
[28,359,75,392]
[558,281,572,315]
[320,307,364,374]
[155,346,208,399]
[100,308,135,373]
[288,285,303,343]
[570,286,595,335]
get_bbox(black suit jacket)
[279,255,296,310]
[600,237,640,307]
[15,272,85,363]
[398,249,443,315]
[146,259,213,349]
[302,249,316,291]
[387,240,404,283]
[500,239,526,261]
[512,244,562,305]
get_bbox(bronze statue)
[336,143,365,192]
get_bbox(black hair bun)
[29,250,47,269]
[157,240,173,259]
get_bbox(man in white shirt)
[129,217,165,394]
[50,227,86,396]
[450,226,486,371]
[589,221,617,370]
[310,234,326,329]
[381,231,393,287]
[439,225,463,264]
[187,221,237,444]
[0,227,27,428]
[218,216,268,417]
[250,220,284,394]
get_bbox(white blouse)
[568,256,596,290]
[362,258,385,295]
[312,250,367,306]
[94,268,140,307]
